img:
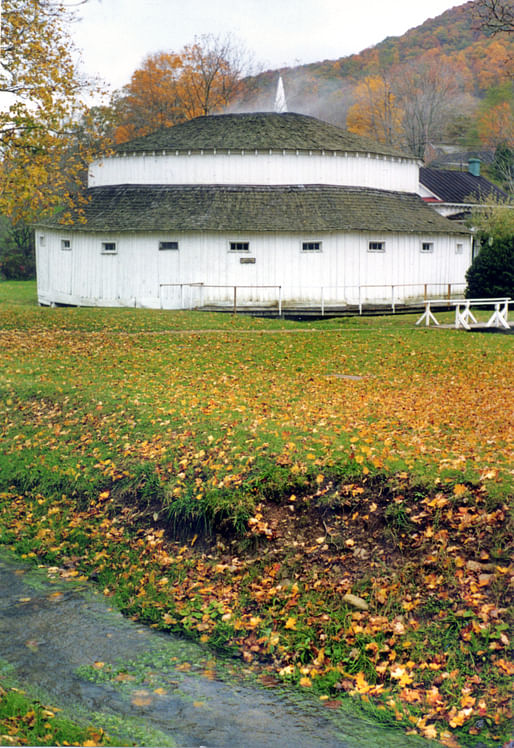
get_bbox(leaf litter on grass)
[0,284,512,746]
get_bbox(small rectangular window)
[159,241,179,250]
[456,243,463,255]
[101,242,117,254]
[229,241,249,251]
[302,241,322,252]
[368,241,385,252]
[421,242,434,253]
[61,239,71,250]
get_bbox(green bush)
[465,234,514,298]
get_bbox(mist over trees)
[1,0,512,280]
[235,1,513,163]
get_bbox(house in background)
[35,110,471,311]
[424,145,495,171]
[419,160,508,221]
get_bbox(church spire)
[274,75,288,113]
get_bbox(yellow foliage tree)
[346,75,404,147]
[0,0,103,224]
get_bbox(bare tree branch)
[472,0,514,35]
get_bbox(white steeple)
[274,75,288,113]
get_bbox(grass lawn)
[0,280,512,747]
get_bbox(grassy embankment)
[0,281,512,747]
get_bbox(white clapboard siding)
[36,229,472,309]
[89,152,420,193]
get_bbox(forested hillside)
[236,1,513,160]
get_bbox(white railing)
[159,282,468,315]
[416,297,511,330]
[159,283,283,313]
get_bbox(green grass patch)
[0,279,512,747]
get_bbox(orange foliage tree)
[346,74,404,147]
[475,83,514,149]
[113,52,185,143]
[114,34,256,144]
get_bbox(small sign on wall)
[240,257,256,264]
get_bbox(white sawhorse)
[454,298,510,330]
[417,298,511,330]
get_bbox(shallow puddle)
[0,551,429,747]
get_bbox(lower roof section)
[40,184,469,235]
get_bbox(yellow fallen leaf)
[285,617,297,630]
[354,671,371,693]
[422,724,438,739]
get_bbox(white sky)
[70,0,464,92]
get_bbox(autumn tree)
[0,0,102,225]
[113,34,256,143]
[346,74,404,147]
[178,34,255,118]
[474,82,514,150]
[346,56,465,158]
[113,52,185,142]
[395,57,462,158]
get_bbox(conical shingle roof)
[115,112,413,160]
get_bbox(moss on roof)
[40,184,468,235]
[115,112,413,160]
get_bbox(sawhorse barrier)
[416,298,511,330]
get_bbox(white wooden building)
[36,112,472,310]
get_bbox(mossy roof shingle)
[40,184,468,235]
[115,112,414,160]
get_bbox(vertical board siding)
[89,153,419,193]
[37,230,472,309]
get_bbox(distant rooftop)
[419,167,507,204]
[115,112,414,160]
[427,150,495,168]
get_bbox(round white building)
[36,112,471,310]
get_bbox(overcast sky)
[71,0,464,92]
